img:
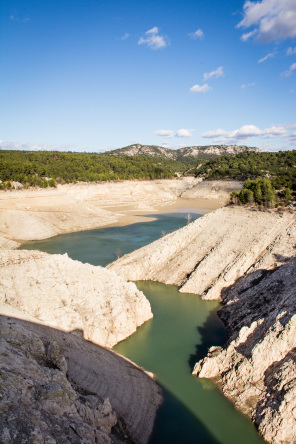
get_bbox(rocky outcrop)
[0,250,152,348]
[193,258,296,444]
[108,207,295,300]
[108,144,260,159]
[0,315,162,444]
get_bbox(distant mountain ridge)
[106,144,260,160]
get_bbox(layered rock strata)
[0,315,162,444]
[108,207,295,300]
[0,250,152,348]
[193,257,296,443]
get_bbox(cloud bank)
[237,0,296,43]
[202,123,296,146]
[0,141,75,151]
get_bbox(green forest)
[192,150,296,191]
[0,151,174,188]
[0,149,295,208]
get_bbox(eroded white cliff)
[108,207,295,300]
[0,249,152,348]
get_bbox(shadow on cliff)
[1,315,220,444]
[0,314,161,444]
[216,258,296,359]
[188,309,227,371]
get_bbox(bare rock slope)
[0,250,152,348]
[109,205,296,443]
[108,207,295,300]
[1,315,162,444]
[193,258,296,444]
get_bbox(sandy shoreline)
[0,179,236,243]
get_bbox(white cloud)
[138,27,167,49]
[175,129,193,138]
[241,30,257,41]
[154,130,174,138]
[121,33,129,40]
[202,129,228,138]
[258,52,275,63]
[189,29,204,40]
[281,62,296,77]
[0,140,75,151]
[202,123,295,144]
[237,0,296,43]
[241,82,256,89]
[190,83,212,93]
[203,66,224,80]
[287,46,296,55]
[146,27,159,35]
[154,129,194,138]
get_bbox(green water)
[22,212,264,444]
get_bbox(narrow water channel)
[21,211,264,444]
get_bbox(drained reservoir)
[22,211,263,443]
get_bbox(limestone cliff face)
[193,258,296,444]
[108,207,295,301]
[0,250,153,348]
[0,315,162,444]
[108,143,260,159]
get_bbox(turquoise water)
[22,212,264,443]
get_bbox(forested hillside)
[193,150,296,191]
[0,151,174,188]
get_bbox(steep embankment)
[1,315,162,444]
[108,206,295,300]
[109,205,296,443]
[0,249,152,348]
[193,258,296,444]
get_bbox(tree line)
[0,151,174,188]
[193,150,296,191]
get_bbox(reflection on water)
[115,282,263,444]
[22,211,264,443]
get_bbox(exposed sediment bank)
[0,179,239,242]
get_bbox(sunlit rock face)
[0,249,153,348]
[109,206,295,301]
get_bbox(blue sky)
[1,0,296,152]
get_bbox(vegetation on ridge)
[0,150,174,189]
[194,150,296,190]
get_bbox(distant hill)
[106,144,260,161]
